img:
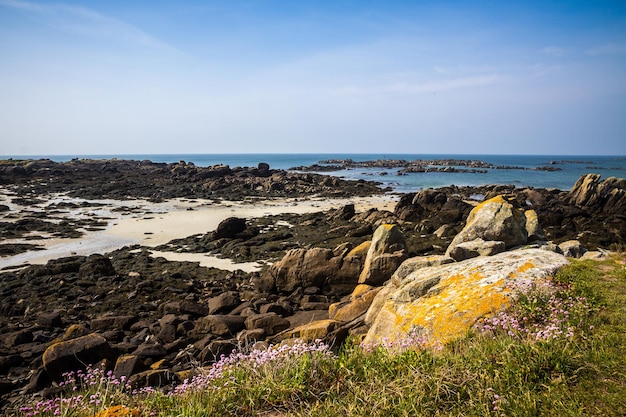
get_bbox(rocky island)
[1,158,625,412]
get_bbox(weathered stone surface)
[42,333,112,381]
[78,254,116,278]
[193,315,246,337]
[391,255,455,285]
[94,405,141,417]
[358,224,408,286]
[329,286,382,323]
[364,248,568,346]
[1,329,33,347]
[446,238,506,262]
[199,340,237,363]
[159,300,208,317]
[36,312,63,329]
[286,310,331,328]
[207,291,241,315]
[558,240,586,258]
[274,319,342,342]
[244,313,290,336]
[113,354,146,379]
[445,195,528,259]
[266,248,338,293]
[524,209,545,241]
[91,315,137,331]
[63,324,90,340]
[129,369,178,388]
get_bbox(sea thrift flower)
[173,339,334,396]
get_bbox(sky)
[0,0,625,155]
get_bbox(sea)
[5,154,626,194]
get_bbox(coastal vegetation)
[13,256,625,416]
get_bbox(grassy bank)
[13,256,626,417]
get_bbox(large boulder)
[363,248,568,347]
[78,254,116,278]
[446,239,506,262]
[42,333,113,381]
[445,195,528,260]
[568,174,626,215]
[358,224,408,286]
[213,217,247,239]
[261,242,369,295]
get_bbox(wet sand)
[0,195,398,271]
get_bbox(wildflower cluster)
[173,339,335,395]
[475,278,593,341]
[18,366,131,417]
[360,329,433,354]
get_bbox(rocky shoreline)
[287,157,612,173]
[1,159,625,412]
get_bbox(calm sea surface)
[5,154,626,193]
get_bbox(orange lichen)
[389,269,510,345]
[92,405,140,417]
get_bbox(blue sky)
[1,0,625,155]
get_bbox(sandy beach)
[0,194,398,271]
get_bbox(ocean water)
[5,154,626,193]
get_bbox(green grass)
[13,256,626,417]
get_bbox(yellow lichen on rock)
[388,271,510,345]
[363,248,569,347]
[93,405,140,417]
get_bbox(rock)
[300,295,330,311]
[391,255,455,285]
[364,248,568,347]
[159,300,208,317]
[36,312,63,329]
[446,238,506,262]
[580,250,611,261]
[193,315,246,337]
[200,340,237,363]
[114,354,147,379]
[274,319,342,342]
[2,329,33,347]
[558,240,586,258]
[358,224,408,286]
[91,315,137,331]
[42,333,113,381]
[268,248,339,293]
[445,195,528,259]
[132,342,167,360]
[524,209,545,242]
[286,310,331,328]
[0,378,15,396]
[207,291,241,315]
[129,369,178,388]
[244,313,290,336]
[568,174,626,215]
[329,285,382,323]
[78,254,116,278]
[94,405,141,417]
[334,204,355,221]
[236,329,266,346]
[63,324,91,340]
[214,217,247,239]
